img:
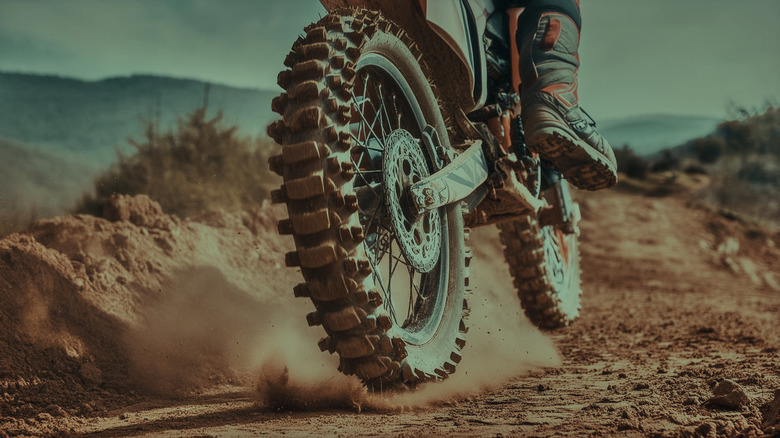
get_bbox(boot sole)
[526,130,618,191]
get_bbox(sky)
[1,0,778,121]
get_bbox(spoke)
[354,148,367,173]
[360,73,370,112]
[407,265,415,322]
[365,232,392,306]
[353,95,370,109]
[370,107,384,143]
[366,227,392,269]
[363,193,386,242]
[355,185,383,219]
[354,103,384,146]
[385,242,400,323]
[352,74,373,144]
[391,258,402,298]
[350,69,433,331]
[356,73,370,117]
[357,111,367,144]
[365,73,388,144]
[351,149,379,192]
[369,82,387,143]
[354,178,382,198]
[392,93,402,130]
[351,75,385,146]
[413,276,424,303]
[387,246,410,326]
[377,82,392,140]
[348,133,383,151]
[377,231,393,266]
[351,90,367,143]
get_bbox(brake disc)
[382,130,441,273]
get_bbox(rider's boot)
[517,2,618,190]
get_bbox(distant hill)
[0,72,279,231]
[0,71,731,232]
[599,114,723,156]
[0,72,278,165]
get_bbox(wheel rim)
[348,53,451,346]
[541,186,580,318]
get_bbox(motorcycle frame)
[319,0,574,229]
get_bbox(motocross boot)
[518,8,618,190]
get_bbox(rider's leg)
[517,0,618,190]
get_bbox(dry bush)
[715,106,780,159]
[698,175,780,228]
[692,136,726,164]
[685,106,780,228]
[614,145,649,179]
[650,149,681,173]
[76,107,278,218]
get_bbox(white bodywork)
[424,0,494,110]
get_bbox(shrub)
[77,107,278,217]
[650,149,681,173]
[692,136,726,164]
[614,144,649,179]
[737,161,780,185]
[717,106,780,156]
[683,164,708,175]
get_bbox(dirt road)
[1,185,779,437]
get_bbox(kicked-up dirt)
[1,181,779,437]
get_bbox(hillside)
[0,72,723,164]
[0,73,278,229]
[599,114,722,156]
[649,106,780,228]
[0,72,277,165]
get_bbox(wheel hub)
[383,130,441,273]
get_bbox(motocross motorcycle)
[267,0,582,390]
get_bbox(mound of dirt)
[0,193,562,435]
[3,185,779,436]
[0,195,299,422]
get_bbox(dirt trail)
[1,186,779,437]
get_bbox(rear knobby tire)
[267,9,469,390]
[497,198,582,329]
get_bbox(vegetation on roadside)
[4,99,777,236]
[76,107,278,218]
[614,145,650,179]
[688,106,780,227]
[616,105,780,228]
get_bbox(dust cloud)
[122,266,335,395]
[1,193,562,427]
[120,221,558,409]
[233,227,556,410]
[357,226,560,410]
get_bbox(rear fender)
[319,0,489,112]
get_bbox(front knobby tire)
[497,187,582,329]
[267,9,469,390]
